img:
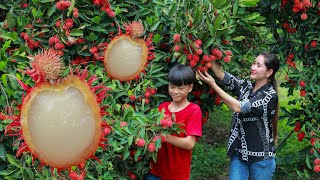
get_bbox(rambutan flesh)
[104,35,148,81]
[21,76,102,169]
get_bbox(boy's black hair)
[168,64,195,86]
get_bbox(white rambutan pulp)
[21,76,102,169]
[104,35,148,81]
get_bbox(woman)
[197,52,279,180]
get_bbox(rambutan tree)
[2,0,318,179]
[261,0,320,178]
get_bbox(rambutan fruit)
[104,34,153,81]
[123,21,145,38]
[28,49,65,83]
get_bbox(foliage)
[259,0,320,178]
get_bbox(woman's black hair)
[260,51,280,142]
[168,64,195,86]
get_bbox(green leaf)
[134,148,142,161]
[123,147,130,160]
[91,16,102,24]
[128,135,134,145]
[314,148,320,159]
[232,36,246,41]
[69,29,83,37]
[233,1,239,16]
[0,143,6,161]
[31,8,38,18]
[0,4,8,10]
[139,127,146,138]
[41,0,55,2]
[5,12,16,29]
[47,5,56,18]
[152,152,157,163]
[86,32,98,41]
[153,0,165,6]
[87,26,107,33]
[25,168,34,179]
[150,21,161,31]
[239,0,260,7]
[169,3,177,17]
[0,169,18,176]
[305,153,312,169]
[153,33,161,44]
[214,14,224,30]
[0,61,7,71]
[203,38,214,49]
[6,154,22,168]
[243,12,261,21]
[213,0,227,8]
[0,32,18,41]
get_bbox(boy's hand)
[197,70,216,87]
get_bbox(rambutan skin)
[28,49,65,83]
[124,21,145,38]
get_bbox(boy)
[147,64,203,180]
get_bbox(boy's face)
[168,84,193,103]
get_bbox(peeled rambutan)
[20,76,103,169]
[5,67,111,176]
[104,35,151,81]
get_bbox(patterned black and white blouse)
[222,72,278,162]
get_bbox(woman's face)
[250,55,273,81]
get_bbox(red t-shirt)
[149,102,202,180]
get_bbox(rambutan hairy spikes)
[16,142,29,157]
[30,49,65,83]
[123,21,145,38]
[91,155,102,164]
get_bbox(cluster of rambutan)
[314,158,320,173]
[292,0,312,13]
[73,7,79,18]
[299,80,307,97]
[172,33,232,72]
[48,35,65,56]
[56,0,71,11]
[55,18,74,37]
[286,53,296,68]
[135,134,165,153]
[20,32,40,50]
[281,0,313,20]
[92,0,115,18]
[297,131,306,141]
[160,114,173,128]
[128,86,156,105]
[281,22,297,34]
[70,40,108,65]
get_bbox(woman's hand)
[210,61,225,81]
[197,70,216,87]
